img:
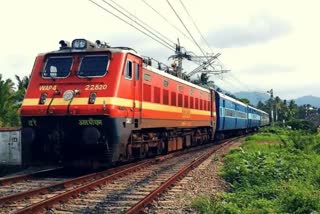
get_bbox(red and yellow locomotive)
[20,39,216,166]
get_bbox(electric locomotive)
[20,39,217,167]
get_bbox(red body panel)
[21,51,216,128]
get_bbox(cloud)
[207,14,292,48]
[0,54,34,80]
[241,64,295,75]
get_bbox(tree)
[0,74,20,127]
[257,101,267,111]
[239,98,250,105]
[15,75,29,102]
[288,100,298,120]
[274,96,282,121]
[192,73,214,87]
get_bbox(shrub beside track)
[192,127,320,213]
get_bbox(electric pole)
[267,89,274,126]
[175,39,183,78]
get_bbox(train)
[20,38,269,167]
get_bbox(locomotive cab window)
[125,60,133,79]
[42,56,73,78]
[78,55,109,77]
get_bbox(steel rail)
[13,160,153,214]
[0,160,152,206]
[0,143,211,211]
[2,138,239,213]
[0,167,63,186]
[125,138,236,214]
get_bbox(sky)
[0,0,319,100]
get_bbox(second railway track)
[0,138,237,214]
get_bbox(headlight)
[63,90,74,101]
[39,93,47,104]
[88,92,96,104]
[72,39,87,49]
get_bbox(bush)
[286,131,320,153]
[191,195,240,214]
[192,128,320,213]
[286,119,317,133]
[278,181,320,214]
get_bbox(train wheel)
[157,140,165,155]
[126,143,133,160]
[140,144,148,159]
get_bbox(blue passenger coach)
[247,105,261,129]
[215,91,269,139]
[215,92,248,133]
[258,109,270,127]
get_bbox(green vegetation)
[0,74,29,127]
[192,126,320,213]
[257,96,320,128]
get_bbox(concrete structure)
[0,128,21,165]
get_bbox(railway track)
[0,167,65,198]
[0,138,236,214]
[125,138,236,214]
[0,167,63,186]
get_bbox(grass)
[192,127,320,214]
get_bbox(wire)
[166,0,206,56]
[222,75,247,92]
[100,0,175,50]
[178,0,213,54]
[166,0,218,73]
[140,0,194,44]
[107,0,176,47]
[87,0,175,51]
[108,0,176,45]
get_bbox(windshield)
[42,56,73,78]
[78,55,109,77]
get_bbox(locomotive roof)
[145,64,210,93]
[40,46,139,56]
[40,46,211,94]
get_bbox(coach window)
[163,80,169,87]
[144,73,151,81]
[125,60,133,79]
[135,63,139,80]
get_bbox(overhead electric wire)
[140,0,194,44]
[89,0,255,94]
[100,0,175,50]
[166,0,221,75]
[87,0,175,51]
[222,75,247,92]
[166,0,208,57]
[107,0,176,46]
[178,0,213,54]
